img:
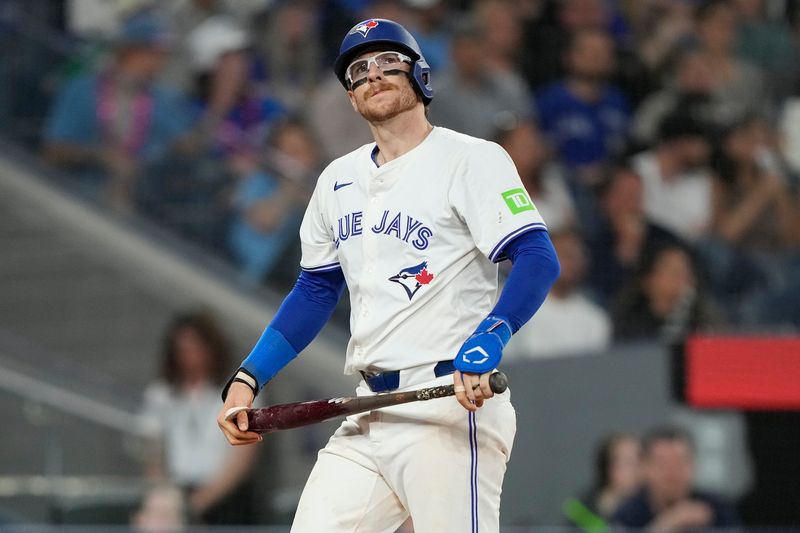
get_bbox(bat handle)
[489,371,508,394]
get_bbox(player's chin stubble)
[356,81,418,123]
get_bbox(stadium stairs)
[0,146,353,524]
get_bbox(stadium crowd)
[32,0,800,344]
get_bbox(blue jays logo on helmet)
[351,19,379,37]
[389,261,435,300]
[333,18,433,105]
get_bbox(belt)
[360,360,456,393]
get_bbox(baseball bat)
[226,371,508,435]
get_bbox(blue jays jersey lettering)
[299,127,546,374]
[335,210,433,249]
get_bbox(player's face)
[347,49,419,123]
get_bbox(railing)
[0,365,146,438]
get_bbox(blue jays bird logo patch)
[351,19,379,37]
[389,261,434,300]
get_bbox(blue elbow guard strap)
[454,314,512,373]
[234,326,298,396]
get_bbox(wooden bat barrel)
[246,372,508,434]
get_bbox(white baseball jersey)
[299,126,546,374]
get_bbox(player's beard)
[355,77,419,123]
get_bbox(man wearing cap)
[43,9,192,210]
[218,18,560,532]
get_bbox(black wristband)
[221,368,258,402]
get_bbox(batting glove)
[454,315,512,373]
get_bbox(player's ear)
[347,90,358,111]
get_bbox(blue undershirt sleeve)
[490,229,560,333]
[238,268,346,391]
[272,268,346,351]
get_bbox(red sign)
[686,336,800,410]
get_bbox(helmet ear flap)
[412,59,433,105]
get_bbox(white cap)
[187,15,250,72]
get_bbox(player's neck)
[369,109,433,165]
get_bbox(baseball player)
[217,19,560,532]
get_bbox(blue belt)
[360,360,456,393]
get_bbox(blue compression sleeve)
[491,229,560,333]
[240,268,346,390]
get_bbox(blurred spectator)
[256,0,322,112]
[563,433,642,530]
[153,1,272,92]
[704,116,799,319]
[131,483,188,533]
[227,118,315,283]
[519,0,612,89]
[612,426,739,531]
[612,244,722,343]
[42,9,193,210]
[587,165,682,305]
[140,311,259,524]
[187,14,285,153]
[536,28,630,185]
[428,17,531,139]
[132,14,284,246]
[633,0,697,73]
[495,118,577,232]
[711,116,798,253]
[631,48,718,147]
[693,0,771,125]
[505,228,611,360]
[405,0,451,71]
[733,0,798,100]
[630,112,713,243]
[473,0,523,75]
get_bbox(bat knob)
[489,372,508,394]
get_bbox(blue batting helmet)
[333,18,433,105]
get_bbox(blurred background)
[0,0,799,531]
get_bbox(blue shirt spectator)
[45,73,192,162]
[228,170,302,283]
[535,29,630,174]
[537,80,629,168]
[42,9,193,210]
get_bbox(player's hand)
[453,370,495,411]
[217,382,262,446]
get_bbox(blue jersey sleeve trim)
[488,223,548,262]
[491,229,560,333]
[301,262,342,273]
